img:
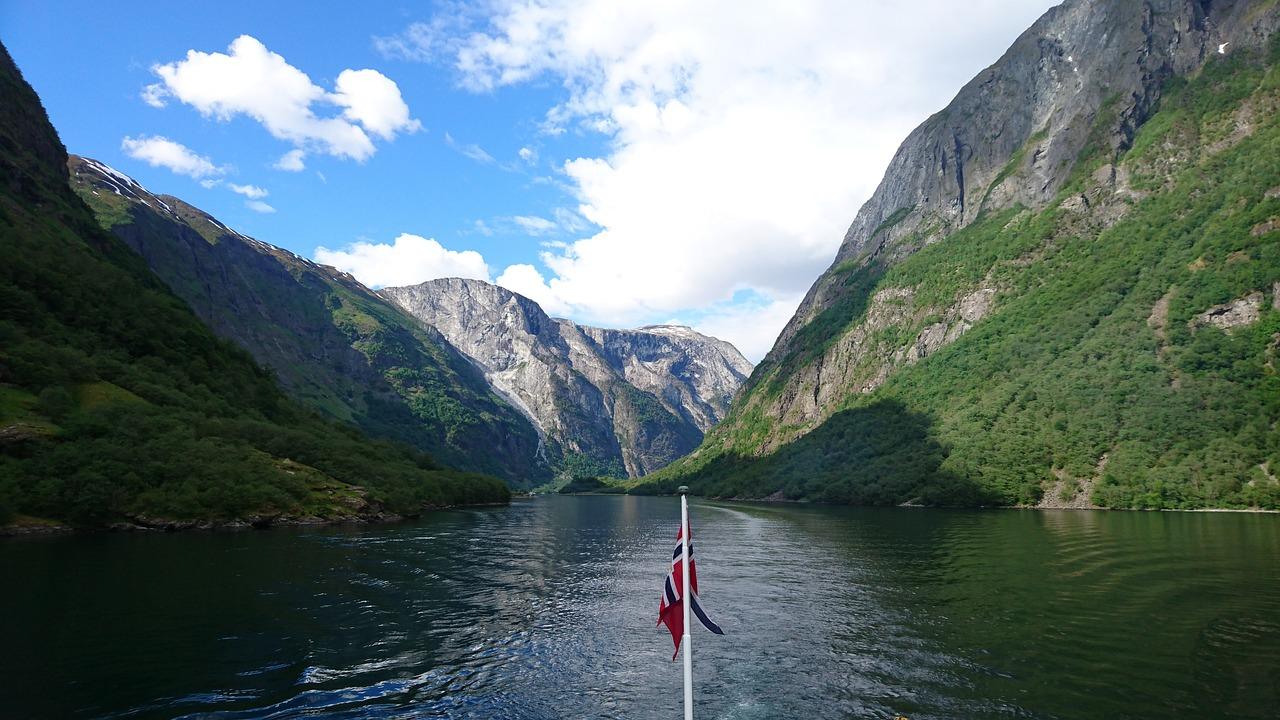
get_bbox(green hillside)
[641,41,1280,510]
[69,162,547,487]
[0,43,507,528]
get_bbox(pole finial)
[677,485,689,495]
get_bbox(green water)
[2,496,1278,718]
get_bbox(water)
[2,497,1278,719]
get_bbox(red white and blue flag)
[657,522,724,659]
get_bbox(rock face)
[742,0,1280,446]
[69,157,547,486]
[644,0,1280,511]
[1193,292,1265,330]
[382,278,752,477]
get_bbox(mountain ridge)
[382,277,752,478]
[0,41,509,529]
[69,155,550,487]
[70,160,751,483]
[642,0,1280,510]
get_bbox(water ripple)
[2,499,1279,718]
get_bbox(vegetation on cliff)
[70,159,547,487]
[642,38,1280,510]
[0,44,508,527]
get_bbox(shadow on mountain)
[643,399,995,506]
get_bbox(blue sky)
[1,0,1056,360]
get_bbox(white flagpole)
[680,486,693,720]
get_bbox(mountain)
[382,278,753,478]
[643,0,1280,510]
[67,157,547,487]
[0,41,508,530]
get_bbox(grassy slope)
[641,44,1280,510]
[0,44,507,527]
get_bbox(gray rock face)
[775,0,1279,359]
[745,0,1280,444]
[382,278,753,477]
[1193,292,1265,331]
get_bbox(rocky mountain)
[645,0,1280,510]
[0,40,507,530]
[68,157,546,486]
[382,278,753,478]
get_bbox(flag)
[657,522,724,659]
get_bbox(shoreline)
[0,501,510,539]
[661,493,1280,515]
[8,495,1276,537]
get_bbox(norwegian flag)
[657,522,724,659]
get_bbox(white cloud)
[140,83,168,108]
[245,200,276,214]
[374,12,475,62]
[496,263,570,315]
[444,132,495,163]
[149,35,419,162]
[511,215,556,235]
[315,233,490,288]
[227,183,269,199]
[435,0,1055,358]
[518,146,537,163]
[375,21,447,62]
[332,69,423,140]
[275,149,306,172]
[551,206,588,233]
[686,294,806,363]
[121,135,223,179]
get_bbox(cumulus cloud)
[274,149,307,172]
[147,35,420,162]
[245,200,276,214]
[227,182,268,199]
[121,135,223,179]
[518,146,536,163]
[684,293,807,363]
[495,263,571,315]
[332,69,423,139]
[421,0,1055,358]
[315,233,490,288]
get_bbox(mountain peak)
[654,0,1280,509]
[382,278,753,477]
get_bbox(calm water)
[2,497,1279,719]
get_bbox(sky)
[1,0,1057,361]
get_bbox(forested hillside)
[0,43,507,529]
[642,2,1280,510]
[69,157,546,487]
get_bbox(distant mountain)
[0,41,507,530]
[68,156,547,487]
[382,278,753,478]
[643,0,1280,510]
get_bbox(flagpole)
[679,485,693,720]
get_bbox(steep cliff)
[68,158,547,486]
[645,0,1280,510]
[382,278,752,478]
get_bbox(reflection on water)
[2,497,1278,718]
